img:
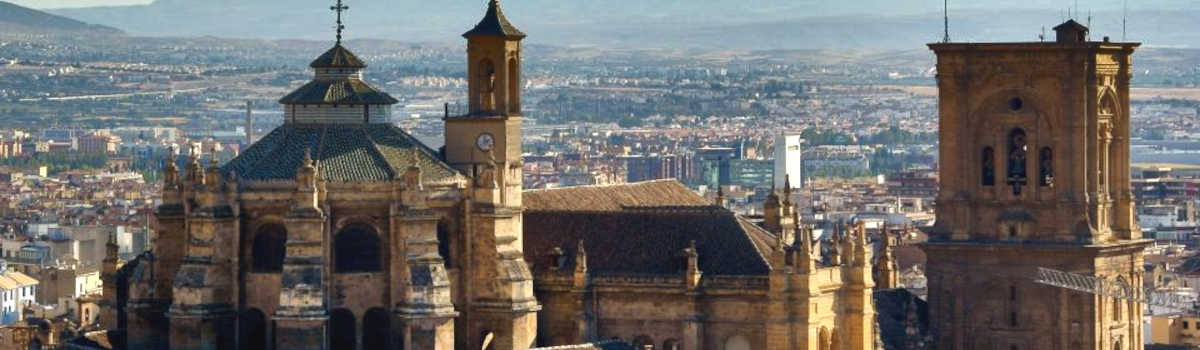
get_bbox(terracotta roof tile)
[524,180,774,276]
[524,180,711,212]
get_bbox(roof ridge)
[524,178,682,193]
[735,215,777,270]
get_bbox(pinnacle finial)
[330,0,349,45]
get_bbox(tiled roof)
[309,44,366,68]
[1053,19,1089,32]
[277,77,398,105]
[524,180,712,212]
[0,275,18,290]
[524,180,775,276]
[6,271,36,286]
[223,124,461,183]
[462,0,526,39]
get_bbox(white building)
[773,133,802,190]
[0,268,38,324]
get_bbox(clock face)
[476,133,495,151]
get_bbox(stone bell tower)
[923,20,1150,350]
[444,1,538,349]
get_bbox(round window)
[1008,97,1024,111]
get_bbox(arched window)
[252,223,287,272]
[982,147,995,186]
[1039,147,1053,186]
[1008,129,1028,194]
[508,57,520,113]
[363,307,390,350]
[478,59,497,111]
[335,223,382,272]
[437,220,453,268]
[239,308,267,350]
[818,328,831,350]
[329,309,355,350]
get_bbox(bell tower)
[923,20,1150,350]
[445,1,538,349]
[445,0,525,207]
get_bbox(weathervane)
[331,0,349,45]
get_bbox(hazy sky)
[10,0,152,9]
[11,0,1200,12]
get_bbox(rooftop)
[462,0,526,39]
[223,124,461,183]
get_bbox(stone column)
[168,166,236,350]
[129,155,186,349]
[274,155,328,350]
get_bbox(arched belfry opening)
[478,59,497,111]
[1007,128,1028,195]
[982,147,996,186]
[1039,147,1054,186]
[507,57,520,113]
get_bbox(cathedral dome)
[223,123,461,183]
[278,44,396,106]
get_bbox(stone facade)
[105,1,885,349]
[923,21,1151,350]
[524,181,877,350]
[117,2,537,349]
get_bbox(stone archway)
[334,223,381,272]
[329,308,356,350]
[362,307,390,350]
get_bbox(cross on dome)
[330,0,349,45]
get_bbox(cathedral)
[923,20,1149,349]
[98,1,884,349]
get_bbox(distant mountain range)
[0,1,121,35]
[36,0,1200,49]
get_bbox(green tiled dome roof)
[277,78,398,105]
[224,124,461,183]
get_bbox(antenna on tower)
[1122,0,1128,41]
[942,0,950,43]
[1087,9,1092,40]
